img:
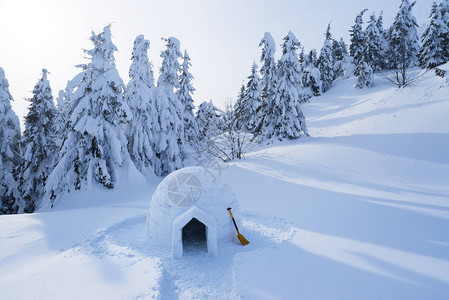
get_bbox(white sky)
[0,0,430,129]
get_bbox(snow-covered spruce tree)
[333,38,350,78]
[19,69,60,213]
[365,12,386,71]
[441,0,449,59]
[43,25,136,208]
[234,84,246,130]
[318,24,335,93]
[153,37,185,176]
[419,2,449,69]
[18,69,60,213]
[386,0,420,87]
[176,50,199,146]
[0,68,21,215]
[258,32,277,135]
[355,58,373,89]
[302,49,322,96]
[350,9,368,71]
[195,100,221,141]
[262,31,308,141]
[125,35,156,179]
[235,63,262,135]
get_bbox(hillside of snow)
[1,73,449,299]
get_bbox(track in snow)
[82,212,294,299]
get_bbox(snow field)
[224,73,449,299]
[1,72,449,299]
[0,193,294,299]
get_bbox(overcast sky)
[0,0,431,128]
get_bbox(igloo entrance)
[172,206,218,258]
[182,218,207,253]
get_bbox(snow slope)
[1,73,449,299]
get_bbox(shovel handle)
[227,208,240,232]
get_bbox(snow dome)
[146,166,243,258]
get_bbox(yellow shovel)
[227,208,249,245]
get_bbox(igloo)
[146,166,244,258]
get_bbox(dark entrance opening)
[182,218,207,253]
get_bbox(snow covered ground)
[1,72,449,299]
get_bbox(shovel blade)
[238,233,250,245]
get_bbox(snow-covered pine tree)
[324,22,332,40]
[153,37,185,176]
[355,58,373,88]
[365,12,386,71]
[299,48,305,68]
[302,50,322,96]
[350,9,368,70]
[195,100,220,141]
[387,0,420,87]
[318,24,335,92]
[337,55,356,79]
[0,67,21,215]
[332,38,346,63]
[18,69,59,213]
[339,38,349,57]
[307,70,322,97]
[129,35,155,89]
[262,31,308,141]
[377,11,385,35]
[324,23,344,80]
[258,32,277,136]
[332,40,343,73]
[419,2,449,69]
[176,50,199,145]
[376,11,389,69]
[43,25,136,208]
[55,90,67,147]
[442,0,449,18]
[235,63,262,135]
[125,35,156,180]
[308,49,319,67]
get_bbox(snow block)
[146,166,243,258]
